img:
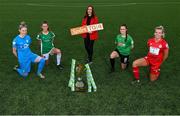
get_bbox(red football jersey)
[147,38,169,63]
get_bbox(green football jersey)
[115,34,134,56]
[37,31,55,54]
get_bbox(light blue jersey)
[12,35,37,62]
[12,34,45,78]
[12,35,38,73]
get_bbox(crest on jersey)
[159,44,162,48]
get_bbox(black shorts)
[114,49,129,64]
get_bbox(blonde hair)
[19,21,27,30]
[155,25,165,38]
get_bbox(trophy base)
[75,87,86,92]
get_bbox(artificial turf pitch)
[0,0,180,114]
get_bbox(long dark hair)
[41,20,50,31]
[120,24,128,42]
[84,5,96,18]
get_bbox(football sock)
[37,58,45,74]
[17,68,28,78]
[110,58,115,70]
[133,66,140,80]
[56,53,61,65]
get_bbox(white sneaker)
[131,80,140,85]
[13,65,19,71]
[38,73,45,79]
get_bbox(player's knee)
[40,58,45,63]
[132,61,138,67]
[121,66,126,70]
[150,75,159,82]
[110,53,115,59]
[150,78,157,82]
[150,71,160,82]
[56,49,61,54]
[22,73,28,78]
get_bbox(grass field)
[0,0,180,114]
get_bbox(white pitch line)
[25,2,180,7]
[26,3,138,7]
[0,2,180,7]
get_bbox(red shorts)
[144,56,162,75]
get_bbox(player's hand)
[118,43,125,46]
[41,55,44,58]
[131,45,134,50]
[88,31,92,34]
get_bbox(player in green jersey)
[109,24,134,72]
[37,21,63,70]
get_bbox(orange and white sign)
[70,23,104,36]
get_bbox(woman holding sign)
[82,5,99,64]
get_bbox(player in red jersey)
[132,26,169,83]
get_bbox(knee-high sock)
[110,58,115,69]
[37,59,45,74]
[133,67,140,80]
[56,53,61,65]
[17,68,28,78]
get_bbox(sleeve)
[36,34,41,40]
[51,32,55,38]
[129,36,134,45]
[28,35,32,44]
[163,41,169,50]
[12,38,17,48]
[94,16,98,24]
[129,36,134,48]
[82,18,86,26]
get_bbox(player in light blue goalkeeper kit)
[12,22,46,79]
